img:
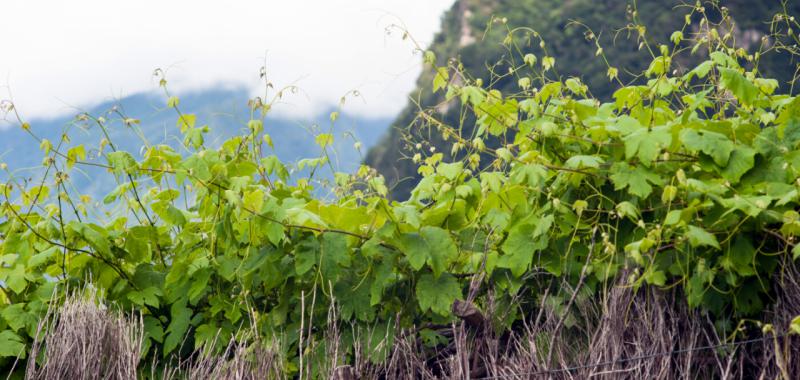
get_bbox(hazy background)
[1,0,454,122]
[0,0,456,197]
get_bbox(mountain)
[0,88,389,201]
[366,0,800,200]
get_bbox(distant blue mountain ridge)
[0,87,390,206]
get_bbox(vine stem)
[545,227,597,369]
[2,197,134,286]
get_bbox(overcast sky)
[0,0,455,125]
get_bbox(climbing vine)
[1,2,800,374]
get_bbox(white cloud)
[0,0,455,124]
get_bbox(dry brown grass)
[155,336,286,380]
[17,262,800,379]
[23,288,143,380]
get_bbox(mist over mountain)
[0,88,389,202]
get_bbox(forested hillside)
[367,0,800,199]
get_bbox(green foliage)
[0,330,25,358]
[1,2,800,374]
[366,0,800,200]
[416,273,462,316]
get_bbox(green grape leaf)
[609,163,663,198]
[720,195,772,218]
[1,304,35,332]
[0,330,25,358]
[107,151,138,175]
[66,145,86,169]
[479,172,505,193]
[315,133,334,148]
[680,129,734,166]
[416,273,462,316]
[644,269,667,286]
[436,162,463,181]
[564,155,604,169]
[710,51,740,69]
[433,67,449,92]
[646,56,670,77]
[127,287,162,308]
[163,303,192,356]
[335,278,374,322]
[685,60,712,81]
[394,205,422,229]
[498,221,549,277]
[719,67,759,106]
[319,233,350,281]
[188,269,211,304]
[243,189,265,213]
[727,236,756,276]
[720,146,756,184]
[294,235,319,275]
[68,223,111,256]
[151,200,186,226]
[143,316,164,343]
[193,323,216,349]
[28,246,58,268]
[184,127,204,149]
[369,252,397,306]
[510,164,547,187]
[176,114,197,131]
[622,126,671,166]
[397,226,458,278]
[460,86,485,106]
[664,210,683,226]
[5,265,27,294]
[685,225,720,249]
